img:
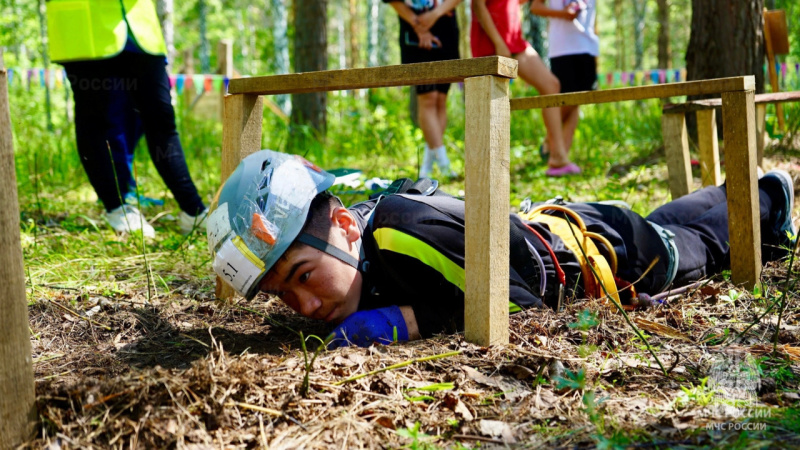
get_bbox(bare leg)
[561,105,580,152]
[515,47,571,168]
[417,91,443,149]
[436,91,448,135]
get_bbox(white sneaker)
[179,208,208,235]
[419,148,436,179]
[105,205,155,238]
[434,145,457,178]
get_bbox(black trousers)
[568,180,780,294]
[63,51,204,214]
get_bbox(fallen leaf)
[375,416,395,430]
[633,318,691,341]
[479,420,516,444]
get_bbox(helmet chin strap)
[295,233,360,269]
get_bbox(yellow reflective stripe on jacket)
[373,227,466,291]
[372,227,527,314]
[47,0,166,62]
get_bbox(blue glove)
[327,306,409,348]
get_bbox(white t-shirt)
[547,0,599,58]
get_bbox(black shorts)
[550,53,598,94]
[398,14,460,95]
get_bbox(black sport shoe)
[762,170,797,259]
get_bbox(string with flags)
[6,62,800,91]
[4,68,232,95]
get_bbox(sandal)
[545,163,582,177]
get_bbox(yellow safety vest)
[47,0,167,63]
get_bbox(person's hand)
[416,10,440,32]
[563,2,580,20]
[326,306,410,349]
[494,41,512,58]
[416,31,442,50]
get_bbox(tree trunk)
[686,0,764,93]
[366,0,380,67]
[156,0,175,68]
[632,0,647,70]
[614,0,625,69]
[657,0,671,69]
[198,0,210,73]
[349,0,360,69]
[272,0,291,113]
[37,0,53,131]
[292,0,328,134]
[524,6,547,62]
[0,51,36,450]
[337,0,347,70]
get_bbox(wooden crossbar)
[510,76,755,110]
[511,75,761,289]
[662,91,800,114]
[221,57,518,347]
[228,56,517,95]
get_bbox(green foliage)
[675,378,717,410]
[396,422,439,450]
[554,368,587,392]
[569,309,600,331]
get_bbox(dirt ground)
[23,153,800,449]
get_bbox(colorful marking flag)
[176,74,185,94]
[212,76,223,93]
[650,71,659,84]
[168,75,177,88]
[224,76,230,92]
[7,68,12,86]
[203,75,213,92]
[193,74,205,95]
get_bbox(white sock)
[420,144,435,178]
[434,145,455,175]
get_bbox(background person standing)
[384,0,462,178]
[531,0,599,164]
[47,0,207,237]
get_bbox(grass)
[8,78,800,448]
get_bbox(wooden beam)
[756,104,766,167]
[662,90,800,114]
[464,75,510,346]
[764,9,785,131]
[229,56,518,95]
[0,62,36,447]
[661,113,692,199]
[696,109,721,187]
[216,94,264,300]
[511,76,755,110]
[721,90,761,289]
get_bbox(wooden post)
[218,39,233,119]
[756,103,766,167]
[763,9,786,131]
[661,113,692,199]
[463,75,510,346]
[696,109,721,187]
[721,90,761,289]
[216,93,264,300]
[0,54,36,449]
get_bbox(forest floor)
[23,152,800,449]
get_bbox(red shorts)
[470,0,530,57]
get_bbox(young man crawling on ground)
[208,150,797,348]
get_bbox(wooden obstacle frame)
[662,90,800,191]
[512,75,762,292]
[219,57,762,347]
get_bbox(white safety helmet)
[207,150,335,300]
